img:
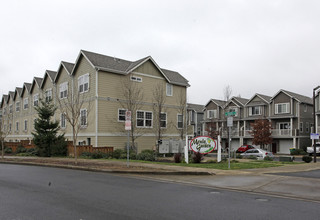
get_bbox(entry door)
[272,143,277,153]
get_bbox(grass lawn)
[128,159,302,170]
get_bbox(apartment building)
[0,50,190,152]
[187,103,204,137]
[203,90,313,154]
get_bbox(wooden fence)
[3,140,113,156]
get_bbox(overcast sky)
[1,0,320,105]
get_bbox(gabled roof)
[54,61,75,82]
[187,103,204,112]
[271,89,312,105]
[30,77,43,93]
[41,70,57,88]
[14,87,23,100]
[225,96,249,108]
[73,50,189,87]
[21,82,32,96]
[9,91,15,101]
[245,93,272,106]
[204,99,226,108]
[0,95,8,107]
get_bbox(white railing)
[271,129,291,136]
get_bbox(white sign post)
[227,116,233,169]
[125,111,131,168]
[217,135,221,162]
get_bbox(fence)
[3,140,113,156]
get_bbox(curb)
[0,160,215,176]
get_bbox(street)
[0,164,319,220]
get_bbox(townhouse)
[187,103,204,137]
[203,90,313,154]
[0,50,190,152]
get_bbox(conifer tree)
[32,100,66,157]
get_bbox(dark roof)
[34,77,43,87]
[187,103,204,112]
[256,94,272,102]
[233,97,249,106]
[61,61,75,74]
[80,50,189,86]
[2,95,8,105]
[46,70,58,81]
[282,90,312,105]
[9,91,15,99]
[24,83,32,93]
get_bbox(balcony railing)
[271,129,290,136]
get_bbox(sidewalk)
[1,156,320,175]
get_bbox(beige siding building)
[1,50,190,152]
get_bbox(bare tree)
[118,77,145,152]
[176,90,188,139]
[152,83,166,143]
[56,76,92,164]
[223,85,232,101]
[0,109,13,159]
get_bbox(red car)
[236,145,255,153]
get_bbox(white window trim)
[228,107,238,117]
[33,93,39,106]
[160,112,167,129]
[207,110,217,119]
[16,102,20,112]
[166,83,173,96]
[249,106,261,116]
[136,110,153,128]
[177,114,184,129]
[61,113,66,129]
[23,98,29,109]
[118,109,127,122]
[80,109,88,127]
[78,73,90,93]
[275,103,290,114]
[59,82,68,99]
[45,88,53,102]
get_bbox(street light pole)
[313,86,320,163]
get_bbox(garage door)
[278,139,293,154]
[231,140,240,151]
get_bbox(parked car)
[240,149,274,159]
[306,142,320,156]
[236,145,256,153]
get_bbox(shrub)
[264,156,274,161]
[4,147,12,154]
[236,154,243,159]
[16,145,27,154]
[290,148,307,155]
[192,152,203,163]
[81,152,93,158]
[91,151,105,159]
[206,159,217,163]
[137,150,155,161]
[174,153,182,163]
[113,149,125,159]
[302,155,312,163]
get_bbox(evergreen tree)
[32,100,67,157]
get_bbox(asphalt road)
[0,164,319,220]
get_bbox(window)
[249,106,261,116]
[23,98,29,109]
[160,113,167,128]
[16,102,20,112]
[207,110,217,119]
[130,76,142,82]
[3,107,6,115]
[306,122,309,133]
[80,109,87,127]
[78,74,89,93]
[9,123,12,132]
[300,122,303,132]
[177,114,183,129]
[9,104,13,113]
[59,82,68,99]
[275,103,289,114]
[136,111,153,128]
[61,113,66,128]
[33,94,39,106]
[16,122,19,131]
[166,83,173,96]
[45,89,52,102]
[118,109,126,121]
[279,122,290,130]
[24,120,28,131]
